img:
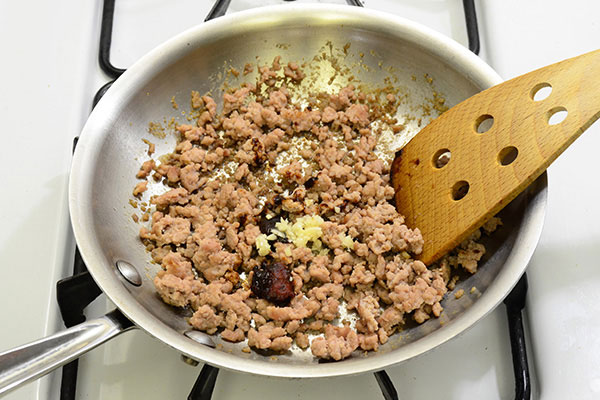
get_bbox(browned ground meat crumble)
[134,57,500,361]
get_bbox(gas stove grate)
[58,1,530,399]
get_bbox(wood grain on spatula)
[391,49,600,265]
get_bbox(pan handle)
[0,309,135,397]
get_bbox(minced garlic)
[275,215,324,249]
[255,234,271,256]
[312,239,323,252]
[256,215,326,256]
[339,233,354,250]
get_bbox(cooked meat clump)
[251,262,295,306]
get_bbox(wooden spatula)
[391,49,600,265]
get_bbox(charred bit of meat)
[303,176,317,189]
[258,212,283,235]
[251,261,295,305]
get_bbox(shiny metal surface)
[1,3,547,385]
[116,260,143,287]
[0,310,134,397]
[184,330,216,349]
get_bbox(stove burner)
[58,1,530,399]
[206,0,231,21]
[504,275,531,400]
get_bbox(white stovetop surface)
[1,0,600,399]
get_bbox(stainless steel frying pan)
[0,4,547,396]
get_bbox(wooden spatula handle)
[392,49,600,265]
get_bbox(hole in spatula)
[547,107,568,125]
[433,149,451,168]
[451,181,469,201]
[531,83,552,101]
[498,146,518,166]
[475,114,494,133]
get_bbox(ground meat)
[151,188,189,209]
[456,240,485,274]
[141,215,190,246]
[143,139,156,155]
[133,181,147,197]
[377,306,404,334]
[221,328,246,342]
[189,305,223,334]
[136,160,155,179]
[279,161,306,185]
[153,275,188,307]
[243,63,253,75]
[357,294,380,333]
[283,62,305,82]
[135,58,494,361]
[482,216,502,234]
[248,323,292,352]
[295,332,310,349]
[308,262,330,283]
[345,104,370,127]
[266,295,320,322]
[359,333,379,351]
[311,325,359,361]
[192,240,236,281]
[161,252,194,279]
[191,91,203,109]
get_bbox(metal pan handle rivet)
[116,260,142,286]
[185,330,216,348]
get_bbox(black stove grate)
[58,1,530,399]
